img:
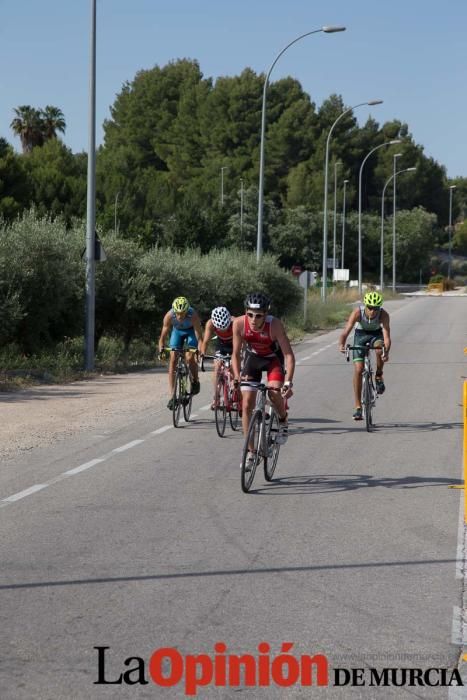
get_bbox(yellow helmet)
[363,291,383,307]
[172,296,190,313]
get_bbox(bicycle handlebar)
[240,381,282,392]
[199,352,232,372]
[345,343,386,362]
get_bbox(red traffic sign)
[291,265,303,277]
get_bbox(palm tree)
[40,105,66,140]
[10,105,44,153]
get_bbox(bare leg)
[353,362,363,407]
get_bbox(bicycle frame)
[346,343,385,432]
[240,382,282,492]
[200,352,241,436]
[164,345,197,427]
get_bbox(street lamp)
[85,0,97,370]
[114,191,120,235]
[220,166,227,206]
[332,161,342,273]
[240,178,244,239]
[380,167,416,289]
[321,99,383,300]
[448,185,456,279]
[357,139,401,294]
[256,25,346,262]
[391,152,402,292]
[341,179,349,269]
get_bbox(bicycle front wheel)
[215,376,227,437]
[241,410,262,493]
[183,377,193,422]
[264,410,281,481]
[172,371,183,428]
[363,374,373,432]
[229,385,241,431]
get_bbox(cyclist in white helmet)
[338,290,391,420]
[201,306,236,410]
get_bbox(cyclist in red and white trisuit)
[232,292,295,467]
[201,306,236,410]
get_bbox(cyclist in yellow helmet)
[338,291,391,420]
[158,296,203,410]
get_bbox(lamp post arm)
[322,102,370,299]
[358,139,401,293]
[257,28,325,262]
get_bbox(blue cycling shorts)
[169,327,198,351]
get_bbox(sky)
[1,0,466,178]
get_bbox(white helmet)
[211,306,231,331]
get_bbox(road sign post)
[298,271,317,323]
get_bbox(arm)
[338,309,359,352]
[231,317,244,380]
[271,319,295,391]
[200,320,214,356]
[191,311,204,351]
[158,311,172,353]
[380,310,391,360]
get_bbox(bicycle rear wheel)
[215,376,227,437]
[264,410,281,481]
[363,374,373,432]
[229,385,241,431]
[241,410,262,493]
[172,371,183,428]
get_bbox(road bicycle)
[162,345,198,428]
[200,353,241,437]
[346,341,386,432]
[240,382,284,492]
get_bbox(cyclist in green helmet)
[338,291,391,420]
[158,296,203,410]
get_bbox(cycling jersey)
[241,314,284,383]
[355,305,383,332]
[243,314,277,357]
[214,323,233,356]
[171,307,194,330]
[214,324,233,343]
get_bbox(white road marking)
[112,439,145,453]
[64,458,106,475]
[3,484,48,502]
[200,404,211,411]
[150,425,172,435]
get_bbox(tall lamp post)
[380,167,416,289]
[332,161,342,274]
[114,191,120,235]
[357,139,401,294]
[391,152,402,292]
[85,0,97,370]
[240,178,244,239]
[448,185,456,279]
[321,99,383,300]
[220,166,227,206]
[256,25,346,262]
[341,178,348,269]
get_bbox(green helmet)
[363,291,383,307]
[172,296,190,313]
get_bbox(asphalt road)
[0,296,465,699]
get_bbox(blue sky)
[1,0,466,178]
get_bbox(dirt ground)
[1,368,173,462]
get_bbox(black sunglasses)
[366,305,379,310]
